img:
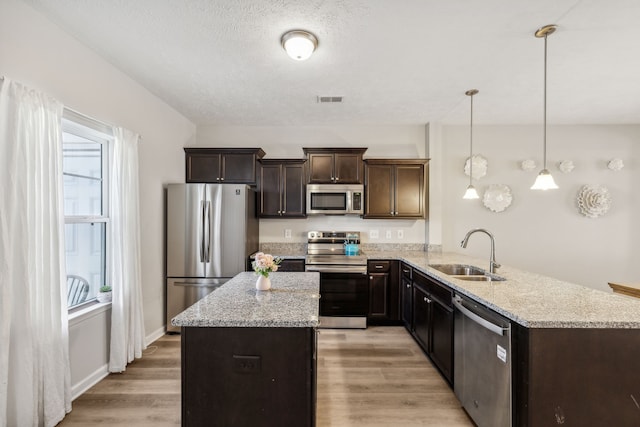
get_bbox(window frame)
[62,109,113,312]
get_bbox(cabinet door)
[186,152,221,183]
[394,164,425,218]
[401,276,413,331]
[368,273,389,318]
[429,301,453,384]
[413,285,431,351]
[364,164,394,218]
[259,164,282,217]
[307,153,334,183]
[334,153,362,184]
[221,153,257,184]
[282,163,306,217]
[278,259,305,272]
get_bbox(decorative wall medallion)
[607,158,624,171]
[558,160,575,173]
[520,159,537,171]
[483,184,513,213]
[577,185,611,218]
[464,155,488,180]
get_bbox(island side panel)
[181,326,316,427]
[520,328,640,426]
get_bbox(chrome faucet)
[461,228,501,273]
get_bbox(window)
[62,111,111,309]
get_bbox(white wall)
[196,125,429,243]
[1,0,195,392]
[440,124,639,292]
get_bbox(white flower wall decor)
[607,158,624,171]
[520,159,537,171]
[482,184,513,213]
[558,160,575,173]
[577,185,611,218]
[464,155,488,180]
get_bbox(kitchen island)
[171,271,320,427]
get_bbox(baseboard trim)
[146,326,166,346]
[71,364,109,401]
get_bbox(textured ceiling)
[23,0,640,126]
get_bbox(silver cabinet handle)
[375,265,384,269]
[220,177,224,181]
[406,284,410,288]
[335,177,340,181]
[216,177,220,181]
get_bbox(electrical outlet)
[369,229,379,239]
[233,355,261,374]
[397,230,404,239]
[385,230,392,239]
[284,229,292,239]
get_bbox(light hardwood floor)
[58,327,472,426]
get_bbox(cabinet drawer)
[400,262,412,280]
[430,279,453,308]
[368,260,391,273]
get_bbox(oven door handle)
[305,266,367,274]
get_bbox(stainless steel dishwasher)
[453,294,512,427]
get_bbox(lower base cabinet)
[181,326,316,427]
[411,270,453,385]
[367,260,400,324]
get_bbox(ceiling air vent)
[317,96,343,103]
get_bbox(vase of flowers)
[251,252,282,291]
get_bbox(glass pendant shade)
[281,30,318,61]
[530,169,559,190]
[463,185,480,199]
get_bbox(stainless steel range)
[305,231,368,329]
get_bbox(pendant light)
[463,89,480,199]
[531,24,559,190]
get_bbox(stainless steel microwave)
[306,184,364,215]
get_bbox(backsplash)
[259,242,439,256]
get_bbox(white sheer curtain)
[108,126,146,372]
[0,78,71,426]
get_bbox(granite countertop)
[171,271,320,328]
[261,246,640,329]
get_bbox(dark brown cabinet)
[185,148,265,184]
[258,159,306,218]
[412,270,453,384]
[367,260,400,324]
[400,262,413,330]
[364,159,428,219]
[303,148,367,184]
[181,326,316,426]
[278,258,305,272]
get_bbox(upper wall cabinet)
[364,159,429,219]
[303,148,367,184]
[258,159,306,218]
[184,148,266,184]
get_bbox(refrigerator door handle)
[203,200,211,263]
[199,200,206,262]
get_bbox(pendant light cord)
[469,92,474,184]
[543,32,548,169]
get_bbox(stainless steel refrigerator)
[166,184,259,332]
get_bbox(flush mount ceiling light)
[531,24,559,191]
[463,89,480,200]
[281,30,318,61]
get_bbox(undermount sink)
[429,264,486,276]
[429,264,506,282]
